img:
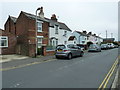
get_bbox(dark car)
[101,44,109,50]
[88,44,101,52]
[55,44,84,59]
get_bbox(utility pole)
[106,30,107,39]
[111,33,113,38]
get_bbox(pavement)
[0,54,29,63]
[0,54,55,63]
[1,54,56,69]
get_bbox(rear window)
[56,45,66,49]
[89,44,98,48]
[67,44,74,48]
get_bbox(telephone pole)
[111,33,113,38]
[106,30,107,39]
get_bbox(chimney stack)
[83,31,87,34]
[51,14,57,22]
[88,32,92,35]
[93,34,96,36]
[38,7,44,18]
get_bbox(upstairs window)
[64,31,67,36]
[55,25,58,34]
[0,36,8,47]
[56,39,58,46]
[37,21,42,32]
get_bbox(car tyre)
[56,56,60,59]
[68,53,72,60]
[80,52,84,57]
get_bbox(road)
[2,48,118,88]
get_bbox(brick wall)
[1,16,17,55]
[1,30,17,55]
[16,12,29,56]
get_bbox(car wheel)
[56,56,60,59]
[80,52,84,57]
[68,53,72,59]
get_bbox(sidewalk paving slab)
[1,55,55,69]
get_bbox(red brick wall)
[1,30,17,55]
[4,16,16,35]
[37,21,49,45]
[16,12,29,56]
[46,50,55,56]
[1,16,17,55]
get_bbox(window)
[82,41,85,44]
[64,41,67,44]
[37,38,42,48]
[64,31,67,36]
[37,21,42,32]
[0,36,8,47]
[55,25,58,34]
[56,39,58,46]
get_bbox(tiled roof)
[76,31,88,36]
[45,18,71,31]
[22,11,49,22]
[58,22,71,31]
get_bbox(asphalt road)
[2,48,118,88]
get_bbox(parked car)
[88,44,101,52]
[107,43,114,49]
[114,45,119,48]
[55,44,84,59]
[101,44,109,50]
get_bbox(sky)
[0,0,119,41]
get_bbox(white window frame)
[37,21,43,32]
[0,36,8,47]
[64,30,67,36]
[37,36,43,48]
[55,25,58,34]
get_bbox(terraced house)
[0,7,72,57]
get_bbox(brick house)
[0,16,17,55]
[15,8,49,57]
[0,7,72,57]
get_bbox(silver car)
[55,44,84,59]
[88,44,101,52]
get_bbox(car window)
[56,45,66,49]
[67,44,74,48]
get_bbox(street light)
[79,35,81,44]
[35,7,41,57]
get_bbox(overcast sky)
[0,0,118,41]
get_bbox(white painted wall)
[72,31,87,45]
[49,26,72,46]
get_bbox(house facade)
[15,8,49,56]
[46,14,72,46]
[0,7,72,56]
[0,16,17,55]
[72,31,88,45]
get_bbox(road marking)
[98,57,118,90]
[0,59,57,71]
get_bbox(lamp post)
[79,35,81,44]
[35,7,41,57]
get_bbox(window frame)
[37,21,43,32]
[37,36,43,48]
[55,25,58,34]
[0,36,8,48]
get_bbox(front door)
[37,38,42,55]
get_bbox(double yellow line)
[98,57,118,90]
